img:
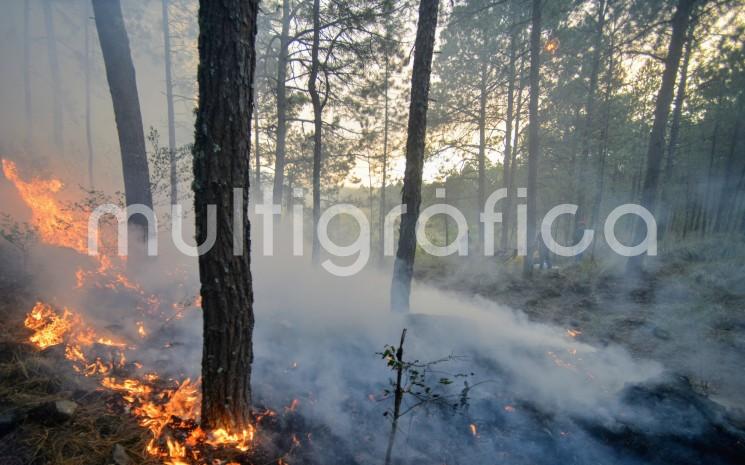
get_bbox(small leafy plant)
[379,328,474,465]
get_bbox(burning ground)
[2,163,745,465]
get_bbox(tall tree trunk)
[367,156,375,254]
[506,55,526,249]
[390,0,440,313]
[523,0,542,277]
[254,81,261,197]
[738,164,745,235]
[24,0,33,154]
[590,34,615,255]
[682,174,693,237]
[477,58,488,250]
[714,106,743,232]
[92,0,153,233]
[664,25,694,182]
[701,102,720,236]
[500,27,516,251]
[43,0,64,150]
[273,0,291,206]
[660,23,694,238]
[576,0,607,224]
[162,0,177,205]
[627,0,695,273]
[84,1,94,189]
[193,0,258,431]
[379,52,391,264]
[309,0,323,264]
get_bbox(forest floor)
[3,237,745,464]
[417,236,745,412]
[0,248,159,465]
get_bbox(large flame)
[2,159,88,254]
[1,159,150,294]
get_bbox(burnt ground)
[416,238,745,411]
[0,246,158,465]
[3,239,745,465]
[0,245,355,465]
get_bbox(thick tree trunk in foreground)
[273,0,292,207]
[627,0,695,273]
[309,0,323,264]
[390,0,439,313]
[193,0,258,431]
[92,0,153,222]
[162,0,178,205]
[523,0,542,277]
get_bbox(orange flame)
[12,163,265,462]
[24,302,74,349]
[2,160,88,254]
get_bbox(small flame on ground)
[24,302,74,349]
[285,398,300,413]
[137,321,147,338]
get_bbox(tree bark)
[193,0,258,431]
[92,0,153,231]
[309,0,323,264]
[162,0,177,205]
[627,0,695,273]
[273,0,291,207]
[390,0,440,313]
[43,0,64,150]
[524,0,542,277]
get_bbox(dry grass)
[0,349,159,465]
[0,285,158,465]
[20,396,159,465]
